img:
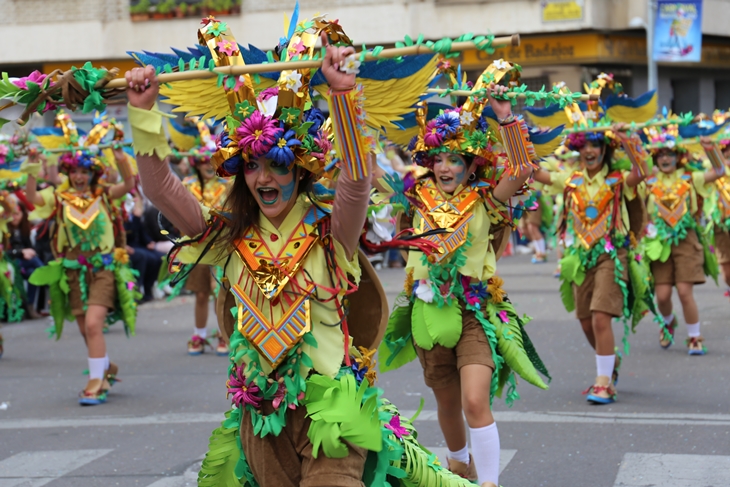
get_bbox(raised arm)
[332,155,374,259]
[107,147,136,200]
[701,136,726,184]
[615,127,650,188]
[125,65,207,237]
[20,151,45,206]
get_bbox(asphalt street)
[1,253,729,487]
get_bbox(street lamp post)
[647,0,658,91]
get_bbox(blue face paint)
[279,177,296,202]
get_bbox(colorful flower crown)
[408,59,535,169]
[33,110,124,175]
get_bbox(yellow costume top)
[646,168,710,226]
[177,194,359,379]
[34,186,117,254]
[182,175,229,209]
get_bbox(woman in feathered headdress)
[374,59,553,487]
[20,111,138,405]
[125,16,471,487]
[642,121,726,355]
[532,74,655,405]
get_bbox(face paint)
[656,150,678,173]
[579,142,604,170]
[433,153,470,194]
[243,157,301,227]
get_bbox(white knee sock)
[447,444,470,465]
[195,327,207,339]
[104,354,109,370]
[686,322,700,337]
[596,354,616,378]
[470,423,500,485]
[88,357,106,381]
[663,314,674,325]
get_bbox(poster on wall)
[653,0,703,62]
[130,0,241,21]
[541,0,584,22]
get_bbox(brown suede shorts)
[240,402,367,487]
[65,248,116,317]
[525,206,543,227]
[184,264,212,294]
[414,304,495,390]
[714,229,730,265]
[650,229,706,285]
[573,248,628,320]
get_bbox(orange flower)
[113,247,129,265]
[488,275,506,303]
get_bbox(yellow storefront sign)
[461,33,646,68]
[542,1,583,22]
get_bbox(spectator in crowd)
[124,191,165,303]
[5,198,43,319]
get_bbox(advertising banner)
[653,0,703,62]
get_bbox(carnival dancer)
[375,60,553,487]
[643,126,725,355]
[22,111,138,405]
[166,119,230,355]
[524,180,550,263]
[707,120,730,298]
[534,120,655,404]
[127,17,473,487]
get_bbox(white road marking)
[3,410,730,430]
[614,453,730,487]
[145,459,200,487]
[428,448,517,475]
[0,449,112,487]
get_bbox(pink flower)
[12,71,50,90]
[272,383,286,409]
[385,415,410,439]
[217,39,238,56]
[227,365,262,409]
[236,111,280,157]
[498,310,509,323]
[127,281,135,290]
[635,254,642,262]
[423,120,444,147]
[258,87,279,101]
[312,134,332,161]
[604,240,615,253]
[439,282,452,299]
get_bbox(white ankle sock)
[663,314,674,325]
[596,354,616,378]
[470,422,500,485]
[195,327,207,339]
[88,357,106,381]
[104,354,109,370]
[447,444,470,465]
[686,322,700,337]
[535,239,546,254]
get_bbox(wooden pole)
[102,34,521,89]
[43,142,131,153]
[561,119,673,134]
[426,89,600,101]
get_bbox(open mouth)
[257,187,279,205]
[438,176,454,185]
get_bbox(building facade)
[1,0,729,121]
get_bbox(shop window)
[671,79,700,114]
[716,81,730,110]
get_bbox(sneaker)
[686,336,706,355]
[531,253,547,264]
[188,334,209,355]
[211,331,229,357]
[659,315,677,349]
[447,454,478,482]
[583,376,616,404]
[79,378,108,406]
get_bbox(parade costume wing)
[31,126,88,150]
[167,118,201,152]
[311,54,440,133]
[603,90,657,124]
[524,103,587,129]
[129,44,277,121]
